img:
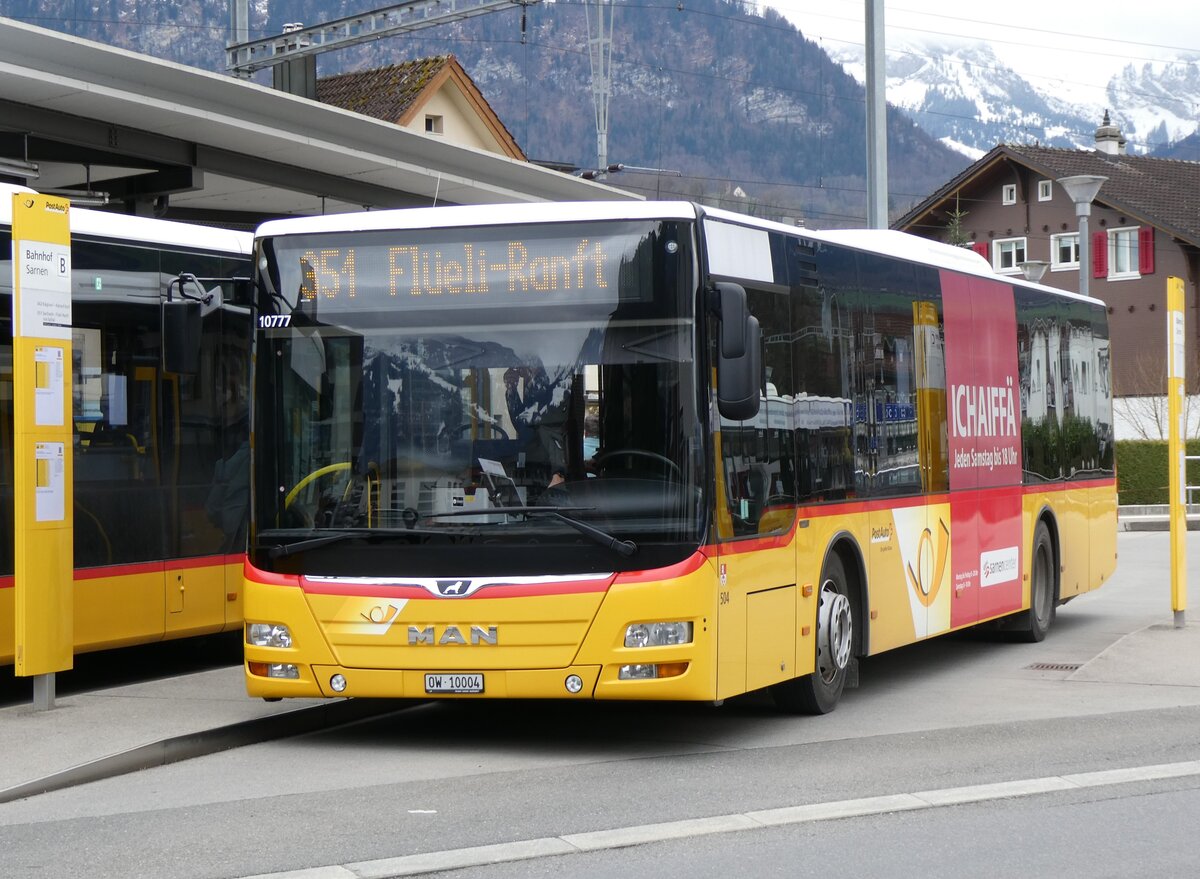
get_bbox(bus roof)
[2,182,251,255]
[255,201,701,239]
[701,206,1106,306]
[254,199,1102,306]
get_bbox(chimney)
[1095,110,1123,156]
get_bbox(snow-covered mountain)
[1107,60,1200,151]
[832,38,1200,159]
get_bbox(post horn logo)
[906,518,949,608]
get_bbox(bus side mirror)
[718,282,748,359]
[713,282,762,421]
[163,298,202,375]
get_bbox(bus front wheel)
[771,553,854,714]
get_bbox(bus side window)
[719,285,794,537]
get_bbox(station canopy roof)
[0,17,634,225]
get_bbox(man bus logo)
[437,580,470,596]
[408,625,498,646]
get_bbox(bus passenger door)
[714,285,798,699]
[71,299,168,650]
[162,275,249,635]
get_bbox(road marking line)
[746,793,926,825]
[562,814,761,850]
[1063,760,1200,788]
[236,760,1200,879]
[347,839,576,879]
[913,776,1078,805]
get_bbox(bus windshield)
[251,219,703,576]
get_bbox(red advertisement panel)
[942,275,1022,489]
[941,272,1023,626]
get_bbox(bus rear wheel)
[772,553,853,714]
[1015,520,1056,643]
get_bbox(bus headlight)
[247,662,301,679]
[624,622,692,648]
[247,623,293,649]
[619,662,688,681]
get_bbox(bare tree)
[1113,349,1200,439]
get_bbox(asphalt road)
[1,531,1197,879]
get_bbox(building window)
[993,237,1027,274]
[1108,227,1140,279]
[1002,184,1017,205]
[425,114,444,135]
[1037,179,1053,201]
[1050,233,1079,270]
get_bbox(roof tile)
[897,144,1200,247]
[1005,145,1200,245]
[316,56,453,122]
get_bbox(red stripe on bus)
[71,555,237,581]
[299,576,614,600]
[0,554,244,589]
[1023,477,1115,493]
[244,559,302,588]
[793,493,950,520]
[614,551,708,584]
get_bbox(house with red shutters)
[894,115,1200,437]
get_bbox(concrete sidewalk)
[0,621,1197,805]
[1069,621,1200,687]
[0,666,404,803]
[1119,504,1200,531]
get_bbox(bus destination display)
[287,233,632,310]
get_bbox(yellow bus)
[243,202,1116,713]
[1,183,253,664]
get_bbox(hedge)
[1115,440,1200,506]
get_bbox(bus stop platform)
[0,666,405,804]
[1118,505,1200,531]
[0,622,1197,805]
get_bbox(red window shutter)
[971,241,989,259]
[1139,227,1155,274]
[1092,231,1108,278]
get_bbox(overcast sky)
[768,0,1200,85]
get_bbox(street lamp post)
[1056,175,1108,298]
[1018,260,1049,284]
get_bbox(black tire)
[772,553,854,714]
[1015,520,1056,643]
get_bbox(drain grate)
[1026,662,1083,672]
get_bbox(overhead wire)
[7,2,1191,151]
[8,1,1195,217]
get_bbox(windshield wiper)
[256,529,362,559]
[523,506,638,557]
[427,505,637,557]
[260,507,638,559]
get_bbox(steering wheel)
[594,448,682,479]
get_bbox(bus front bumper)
[245,660,707,701]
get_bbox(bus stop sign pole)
[1167,275,1187,628]
[11,194,75,709]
